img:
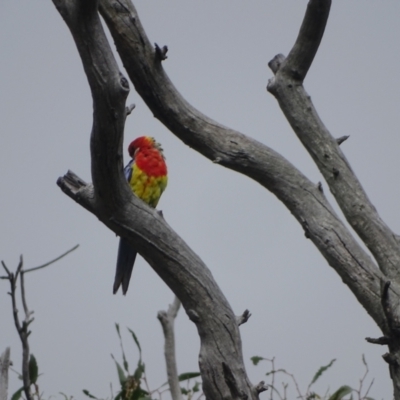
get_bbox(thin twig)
[1,261,11,277]
[2,246,79,400]
[3,256,33,400]
[20,269,31,318]
[24,244,79,274]
[270,358,275,400]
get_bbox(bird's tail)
[113,237,137,295]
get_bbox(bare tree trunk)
[53,1,264,398]
[53,0,400,397]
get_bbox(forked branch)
[1,256,33,400]
[97,0,387,331]
[267,0,400,283]
[53,1,259,398]
[1,246,79,400]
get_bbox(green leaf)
[11,387,24,400]
[181,387,189,395]
[133,360,145,381]
[115,323,122,338]
[192,381,201,392]
[132,389,150,400]
[328,385,352,400]
[178,372,201,382]
[112,354,127,385]
[115,323,129,373]
[82,389,99,399]
[29,354,39,384]
[309,359,336,386]
[250,356,264,366]
[127,328,142,359]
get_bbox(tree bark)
[53,1,260,399]
[97,0,390,327]
[53,0,400,398]
[157,297,183,400]
[96,0,400,397]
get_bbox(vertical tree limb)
[157,296,183,400]
[1,246,79,400]
[96,0,388,331]
[2,257,33,400]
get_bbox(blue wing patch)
[124,159,133,182]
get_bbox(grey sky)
[1,1,399,399]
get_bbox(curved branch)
[280,0,331,81]
[267,14,400,282]
[97,0,387,330]
[53,1,257,399]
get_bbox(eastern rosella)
[113,136,168,295]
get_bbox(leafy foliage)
[252,355,375,400]
[10,354,41,400]
[29,354,39,384]
[82,325,202,400]
[309,359,336,387]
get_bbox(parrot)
[113,136,168,295]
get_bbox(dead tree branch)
[53,0,400,397]
[2,256,33,400]
[97,0,387,332]
[267,1,400,283]
[1,246,79,400]
[157,296,183,400]
[24,244,79,274]
[53,1,258,398]
[237,309,251,327]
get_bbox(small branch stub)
[336,135,349,145]
[254,380,268,394]
[125,103,136,117]
[237,309,251,326]
[383,352,399,367]
[155,43,168,61]
[268,54,286,74]
[365,336,391,345]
